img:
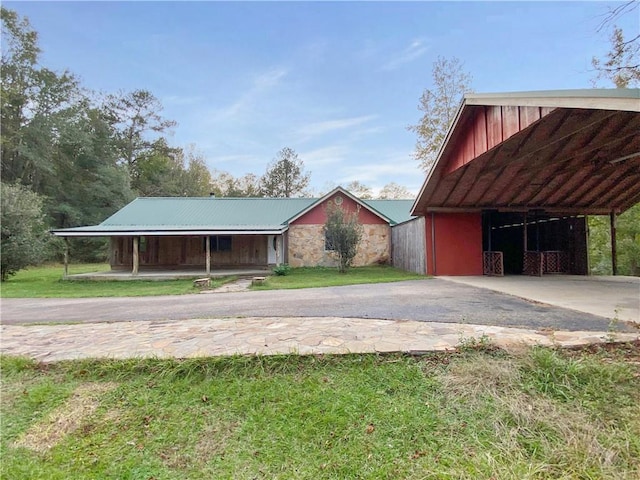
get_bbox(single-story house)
[410,88,640,276]
[52,187,415,275]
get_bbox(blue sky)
[6,1,639,195]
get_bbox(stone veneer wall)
[287,224,390,268]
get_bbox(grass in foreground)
[252,265,426,290]
[1,344,638,479]
[0,264,234,298]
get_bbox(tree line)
[0,7,413,278]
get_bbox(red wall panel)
[425,212,483,275]
[502,106,521,139]
[291,193,387,225]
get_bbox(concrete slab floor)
[439,275,640,324]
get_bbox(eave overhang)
[412,89,640,217]
[51,226,289,237]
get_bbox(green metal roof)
[362,199,416,225]
[52,195,416,236]
[104,197,315,229]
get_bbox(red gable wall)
[290,193,387,225]
[443,105,554,175]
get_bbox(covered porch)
[56,232,285,280]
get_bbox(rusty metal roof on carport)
[412,88,640,216]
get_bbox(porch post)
[63,237,69,278]
[132,236,139,276]
[523,212,528,252]
[205,235,211,276]
[275,235,281,265]
[610,211,617,275]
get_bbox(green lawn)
[1,344,638,479]
[0,264,230,298]
[252,265,426,290]
[0,264,424,298]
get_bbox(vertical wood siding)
[444,105,545,176]
[391,217,426,274]
[111,235,268,268]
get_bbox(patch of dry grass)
[12,382,117,452]
[438,349,640,478]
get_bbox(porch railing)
[523,251,544,276]
[543,250,568,274]
[483,251,504,276]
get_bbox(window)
[216,235,232,252]
[139,236,147,253]
[324,231,335,252]
[203,235,233,252]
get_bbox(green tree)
[133,137,184,196]
[1,6,80,189]
[104,89,177,182]
[591,1,639,88]
[1,183,49,281]
[588,1,639,276]
[261,147,311,197]
[324,203,363,273]
[345,180,373,199]
[589,205,640,276]
[210,171,264,197]
[134,141,214,197]
[179,147,214,197]
[41,103,133,262]
[378,182,414,199]
[1,8,134,262]
[408,56,473,172]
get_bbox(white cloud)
[208,67,289,122]
[294,115,378,142]
[211,153,263,166]
[337,153,424,193]
[299,145,350,168]
[382,38,430,71]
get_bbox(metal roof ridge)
[465,88,640,99]
[134,196,320,200]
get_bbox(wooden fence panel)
[391,217,426,274]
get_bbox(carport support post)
[523,212,528,252]
[205,235,211,276]
[132,236,139,276]
[610,211,617,275]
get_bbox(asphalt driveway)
[0,279,633,332]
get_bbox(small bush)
[273,263,291,276]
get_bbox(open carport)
[440,274,640,324]
[411,89,640,277]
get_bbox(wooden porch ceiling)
[413,107,640,215]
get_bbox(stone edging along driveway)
[2,317,638,363]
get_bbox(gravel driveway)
[0,279,630,332]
